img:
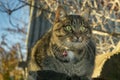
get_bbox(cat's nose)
[74,36,82,42]
[75,36,79,40]
[78,37,82,42]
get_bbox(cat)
[29,6,96,80]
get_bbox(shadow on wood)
[100,53,120,80]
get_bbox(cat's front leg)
[36,70,71,80]
[69,75,91,80]
[70,75,80,80]
[79,76,91,80]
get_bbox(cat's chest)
[42,50,92,76]
[59,50,81,64]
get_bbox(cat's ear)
[55,5,67,22]
[80,8,91,22]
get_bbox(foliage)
[0,44,24,80]
[0,0,28,80]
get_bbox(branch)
[91,10,120,22]
[19,0,54,14]
[93,29,120,37]
[0,1,27,15]
[12,4,27,12]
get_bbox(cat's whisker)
[53,42,66,55]
[85,40,95,59]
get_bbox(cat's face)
[51,7,92,50]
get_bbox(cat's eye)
[80,27,86,32]
[64,26,72,32]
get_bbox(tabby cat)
[29,6,96,80]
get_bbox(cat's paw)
[79,76,89,80]
[60,75,71,80]
[70,75,80,80]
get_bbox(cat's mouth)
[62,50,75,62]
[62,50,68,57]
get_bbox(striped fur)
[30,6,96,80]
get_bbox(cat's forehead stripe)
[68,15,85,30]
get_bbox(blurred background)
[0,0,120,80]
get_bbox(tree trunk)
[27,0,51,67]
